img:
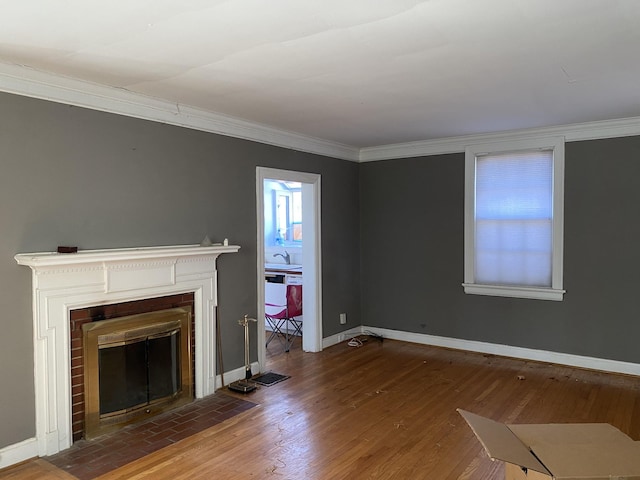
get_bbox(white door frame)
[256,167,322,371]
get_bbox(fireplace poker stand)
[228,315,257,393]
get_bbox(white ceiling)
[1,0,640,153]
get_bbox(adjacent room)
[1,1,640,478]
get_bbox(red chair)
[265,283,302,352]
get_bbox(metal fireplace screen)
[82,307,193,439]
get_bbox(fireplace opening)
[98,324,181,416]
[82,307,193,439]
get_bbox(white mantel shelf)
[15,243,240,267]
[15,243,240,457]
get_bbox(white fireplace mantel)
[15,243,240,456]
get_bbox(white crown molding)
[359,117,640,162]
[0,62,360,162]
[2,62,640,163]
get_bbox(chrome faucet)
[273,250,291,265]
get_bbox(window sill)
[462,283,565,301]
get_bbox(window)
[463,137,565,301]
[265,180,302,247]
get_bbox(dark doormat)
[251,372,290,386]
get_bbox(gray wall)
[4,86,639,452]
[360,136,640,364]
[0,92,360,448]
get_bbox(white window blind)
[463,136,565,301]
[475,150,553,287]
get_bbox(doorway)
[256,167,322,371]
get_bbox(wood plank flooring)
[2,336,640,479]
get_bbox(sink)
[265,263,302,270]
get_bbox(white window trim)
[462,136,566,301]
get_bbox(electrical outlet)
[339,313,347,325]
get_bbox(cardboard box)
[458,409,640,479]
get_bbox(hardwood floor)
[2,336,640,479]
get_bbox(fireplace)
[70,294,196,440]
[82,307,193,438]
[15,244,240,455]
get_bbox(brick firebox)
[70,293,195,441]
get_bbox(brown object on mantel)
[57,246,78,253]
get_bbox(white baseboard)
[357,326,640,376]
[322,327,363,349]
[216,361,261,389]
[0,437,38,470]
